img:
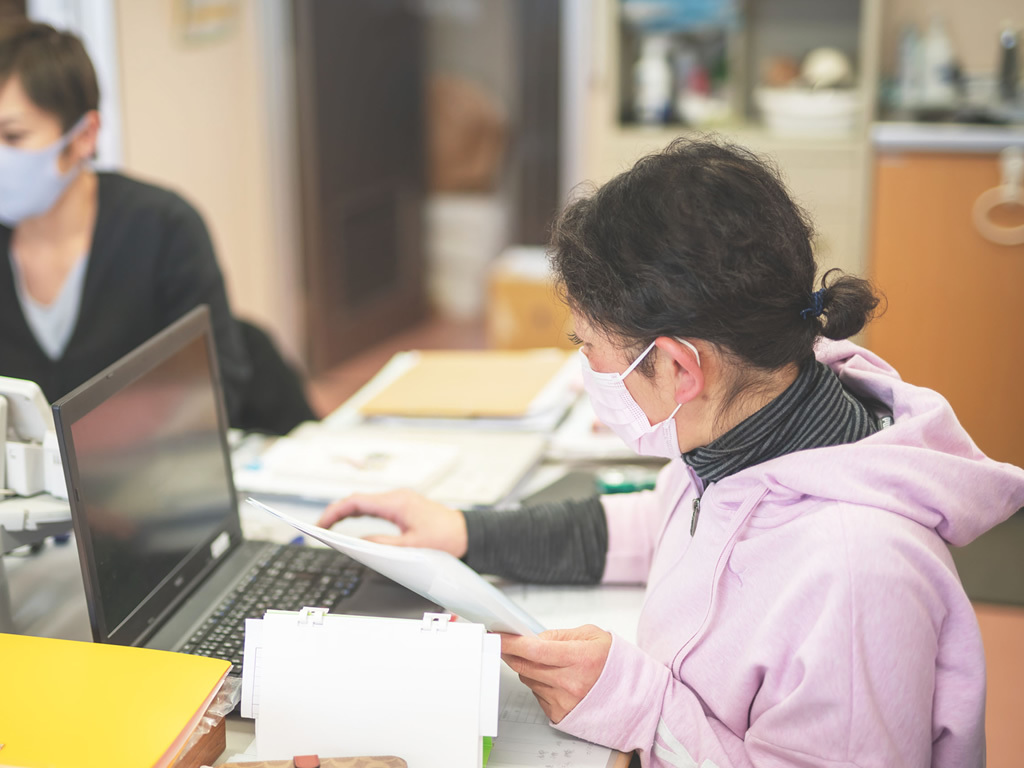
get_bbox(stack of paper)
[0,632,229,768]
[490,665,624,768]
[234,424,549,509]
[238,618,625,768]
[359,349,572,419]
[324,349,578,434]
[242,609,500,768]
[234,431,460,501]
[546,396,638,461]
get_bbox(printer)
[1,376,67,499]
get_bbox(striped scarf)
[682,359,878,485]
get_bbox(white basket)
[755,87,862,138]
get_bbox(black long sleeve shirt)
[463,497,609,584]
[0,172,251,423]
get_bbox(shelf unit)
[575,0,883,279]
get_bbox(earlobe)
[674,358,704,406]
[70,111,101,162]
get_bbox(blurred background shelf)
[574,0,882,282]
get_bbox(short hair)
[0,20,99,132]
[550,136,880,374]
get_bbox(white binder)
[241,608,500,768]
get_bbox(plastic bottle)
[920,15,957,107]
[998,21,1019,103]
[897,23,922,110]
[633,35,673,124]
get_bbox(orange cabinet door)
[868,151,1024,468]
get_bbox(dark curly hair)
[550,136,881,381]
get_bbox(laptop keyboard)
[178,544,364,674]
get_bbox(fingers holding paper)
[500,625,612,723]
[317,489,469,558]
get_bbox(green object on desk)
[595,465,661,494]
[483,736,493,766]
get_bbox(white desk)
[2,495,645,765]
[218,580,644,762]
[2,355,647,763]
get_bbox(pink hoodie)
[556,340,1024,767]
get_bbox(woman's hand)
[500,625,612,724]
[316,489,468,558]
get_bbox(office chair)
[235,319,317,435]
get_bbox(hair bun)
[815,269,882,340]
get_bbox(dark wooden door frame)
[293,0,429,376]
[513,0,561,245]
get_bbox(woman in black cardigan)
[0,21,252,423]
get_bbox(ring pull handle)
[972,146,1024,246]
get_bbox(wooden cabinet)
[868,151,1024,467]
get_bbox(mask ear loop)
[627,338,699,422]
[60,114,94,169]
[58,114,91,148]
[667,338,699,417]
[674,337,701,367]
[619,340,659,380]
[622,337,702,381]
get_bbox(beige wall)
[881,0,1021,76]
[115,0,302,364]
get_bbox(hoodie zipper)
[690,496,701,536]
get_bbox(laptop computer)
[52,305,434,674]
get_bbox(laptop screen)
[53,306,243,646]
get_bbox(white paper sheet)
[490,666,619,768]
[247,498,545,635]
[234,424,549,509]
[481,632,502,736]
[239,618,263,719]
[247,610,496,768]
[235,434,461,501]
[240,612,616,768]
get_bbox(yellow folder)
[0,633,230,768]
[358,349,571,419]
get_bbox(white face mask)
[579,338,701,459]
[0,116,88,228]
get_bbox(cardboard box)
[487,247,575,350]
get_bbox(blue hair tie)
[800,289,825,320]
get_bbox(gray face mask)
[0,116,88,228]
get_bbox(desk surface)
[219,579,642,763]
[3,496,644,766]
[2,358,644,765]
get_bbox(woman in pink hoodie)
[319,138,1024,767]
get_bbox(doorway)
[293,0,430,376]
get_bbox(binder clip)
[298,607,328,626]
[420,612,452,631]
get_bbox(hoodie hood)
[737,339,1024,546]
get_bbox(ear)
[654,336,704,405]
[69,110,101,162]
